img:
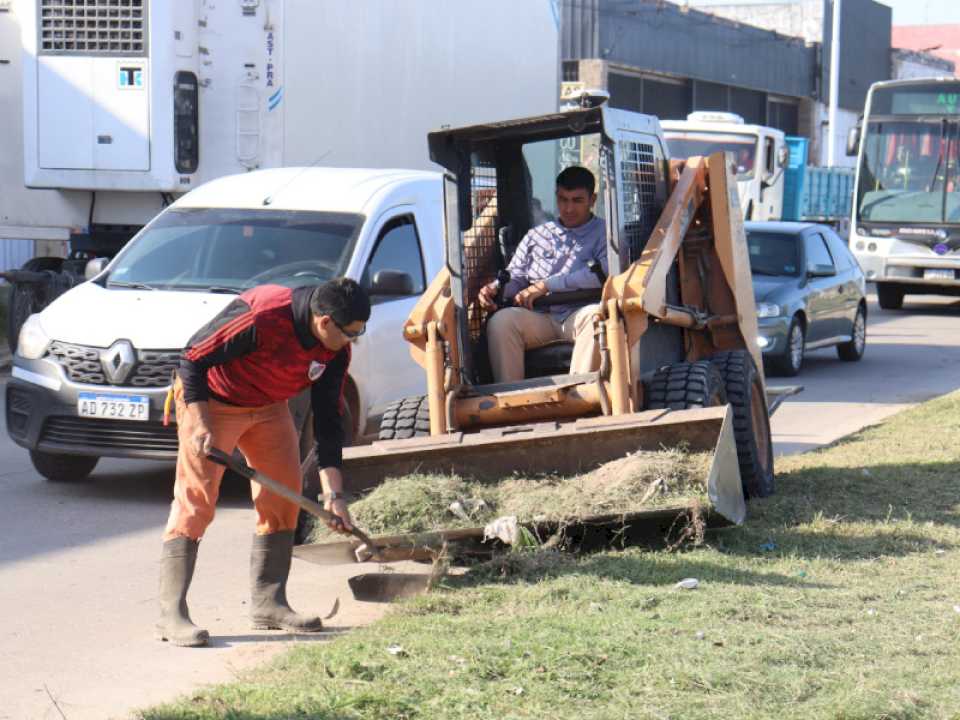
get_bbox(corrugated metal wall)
[0,239,36,277]
[562,0,817,99]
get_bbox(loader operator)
[478,165,607,383]
[156,278,370,647]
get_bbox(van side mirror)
[370,269,415,296]
[846,126,860,157]
[85,257,109,280]
[807,263,835,278]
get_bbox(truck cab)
[6,167,443,484]
[662,112,788,221]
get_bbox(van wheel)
[30,450,98,482]
[295,403,355,545]
[646,361,727,410]
[378,396,430,440]
[709,351,775,499]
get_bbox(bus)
[848,78,960,309]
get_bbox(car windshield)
[747,231,801,277]
[665,132,757,179]
[105,208,363,292]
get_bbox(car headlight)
[756,302,781,319]
[17,314,52,359]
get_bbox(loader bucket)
[343,404,746,527]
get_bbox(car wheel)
[837,305,867,362]
[29,450,98,482]
[876,283,904,310]
[768,316,804,377]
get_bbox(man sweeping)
[156,278,370,647]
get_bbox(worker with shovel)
[156,278,370,647]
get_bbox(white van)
[6,167,443,483]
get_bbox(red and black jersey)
[178,284,349,468]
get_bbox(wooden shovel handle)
[205,448,378,550]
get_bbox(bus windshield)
[856,120,960,224]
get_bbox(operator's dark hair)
[309,277,371,326]
[556,165,595,195]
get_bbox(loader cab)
[429,106,677,385]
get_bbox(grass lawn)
[140,392,960,720]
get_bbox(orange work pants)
[163,380,302,541]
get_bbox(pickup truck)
[6,167,443,488]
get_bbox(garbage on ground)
[308,448,713,542]
[675,578,700,590]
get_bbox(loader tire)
[646,361,727,410]
[378,395,430,440]
[709,351,775,499]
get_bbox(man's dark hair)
[556,166,595,195]
[310,278,371,326]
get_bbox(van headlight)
[17,314,52,359]
[756,302,781,319]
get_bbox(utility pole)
[827,0,842,167]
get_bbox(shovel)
[205,447,383,564]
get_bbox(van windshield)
[105,208,363,292]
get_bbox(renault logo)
[100,340,136,385]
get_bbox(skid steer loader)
[340,102,775,531]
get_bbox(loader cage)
[429,106,680,385]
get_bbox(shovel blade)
[348,573,432,602]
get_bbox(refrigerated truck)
[0,0,561,344]
[846,77,960,309]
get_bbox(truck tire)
[709,351,775,499]
[378,395,431,440]
[646,361,727,410]
[876,283,904,310]
[6,257,65,351]
[29,450,98,482]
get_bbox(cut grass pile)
[142,391,960,720]
[307,447,713,542]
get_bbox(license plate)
[924,268,955,281]
[78,392,150,422]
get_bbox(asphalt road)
[1,291,959,719]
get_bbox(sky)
[687,0,960,26]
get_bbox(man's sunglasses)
[334,319,366,339]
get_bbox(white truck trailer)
[0,0,561,345]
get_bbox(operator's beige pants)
[163,380,302,541]
[486,304,600,383]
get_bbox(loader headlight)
[756,302,781,319]
[17,314,52,360]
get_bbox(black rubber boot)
[250,531,323,632]
[156,537,209,647]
